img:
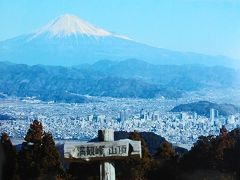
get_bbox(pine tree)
[40,132,65,177]
[117,131,151,180]
[155,141,176,160]
[211,127,234,169]
[148,141,177,179]
[24,119,43,144]
[180,135,214,170]
[0,133,18,180]
[18,120,65,179]
[223,128,240,178]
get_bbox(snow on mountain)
[0,14,238,67]
[31,14,130,40]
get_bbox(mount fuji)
[0,14,238,67]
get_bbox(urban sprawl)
[0,95,240,149]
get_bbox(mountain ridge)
[0,60,239,102]
[0,14,239,67]
[171,101,240,117]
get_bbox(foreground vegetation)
[0,120,240,180]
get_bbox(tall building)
[140,108,144,119]
[97,115,106,124]
[216,110,219,118]
[120,110,128,122]
[152,111,160,121]
[143,112,148,121]
[210,108,215,125]
[193,112,198,119]
[148,112,153,120]
[88,115,93,121]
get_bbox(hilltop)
[171,101,240,117]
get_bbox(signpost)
[64,129,142,180]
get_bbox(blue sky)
[0,0,240,59]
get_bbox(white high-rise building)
[193,112,198,119]
[97,115,106,124]
[216,110,219,118]
[210,108,215,125]
[120,110,128,121]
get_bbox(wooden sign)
[64,139,141,162]
[64,129,142,180]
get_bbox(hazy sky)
[0,0,240,59]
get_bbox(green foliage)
[180,127,240,179]
[116,131,152,180]
[0,133,18,180]
[148,141,178,180]
[180,135,215,170]
[2,123,240,179]
[41,133,64,175]
[24,120,43,144]
[18,120,65,179]
[154,141,176,160]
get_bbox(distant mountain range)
[0,14,239,101]
[0,14,239,68]
[0,60,239,102]
[77,59,240,90]
[171,101,240,117]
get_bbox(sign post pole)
[64,130,142,179]
[99,129,115,180]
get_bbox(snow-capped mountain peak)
[32,14,114,38]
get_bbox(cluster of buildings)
[0,98,240,149]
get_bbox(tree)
[24,120,43,144]
[211,127,233,169]
[41,132,65,178]
[18,120,64,179]
[149,141,177,179]
[155,141,176,160]
[19,120,43,179]
[180,135,214,170]
[223,128,240,178]
[129,131,151,164]
[178,128,238,179]
[116,131,152,180]
[0,133,18,180]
